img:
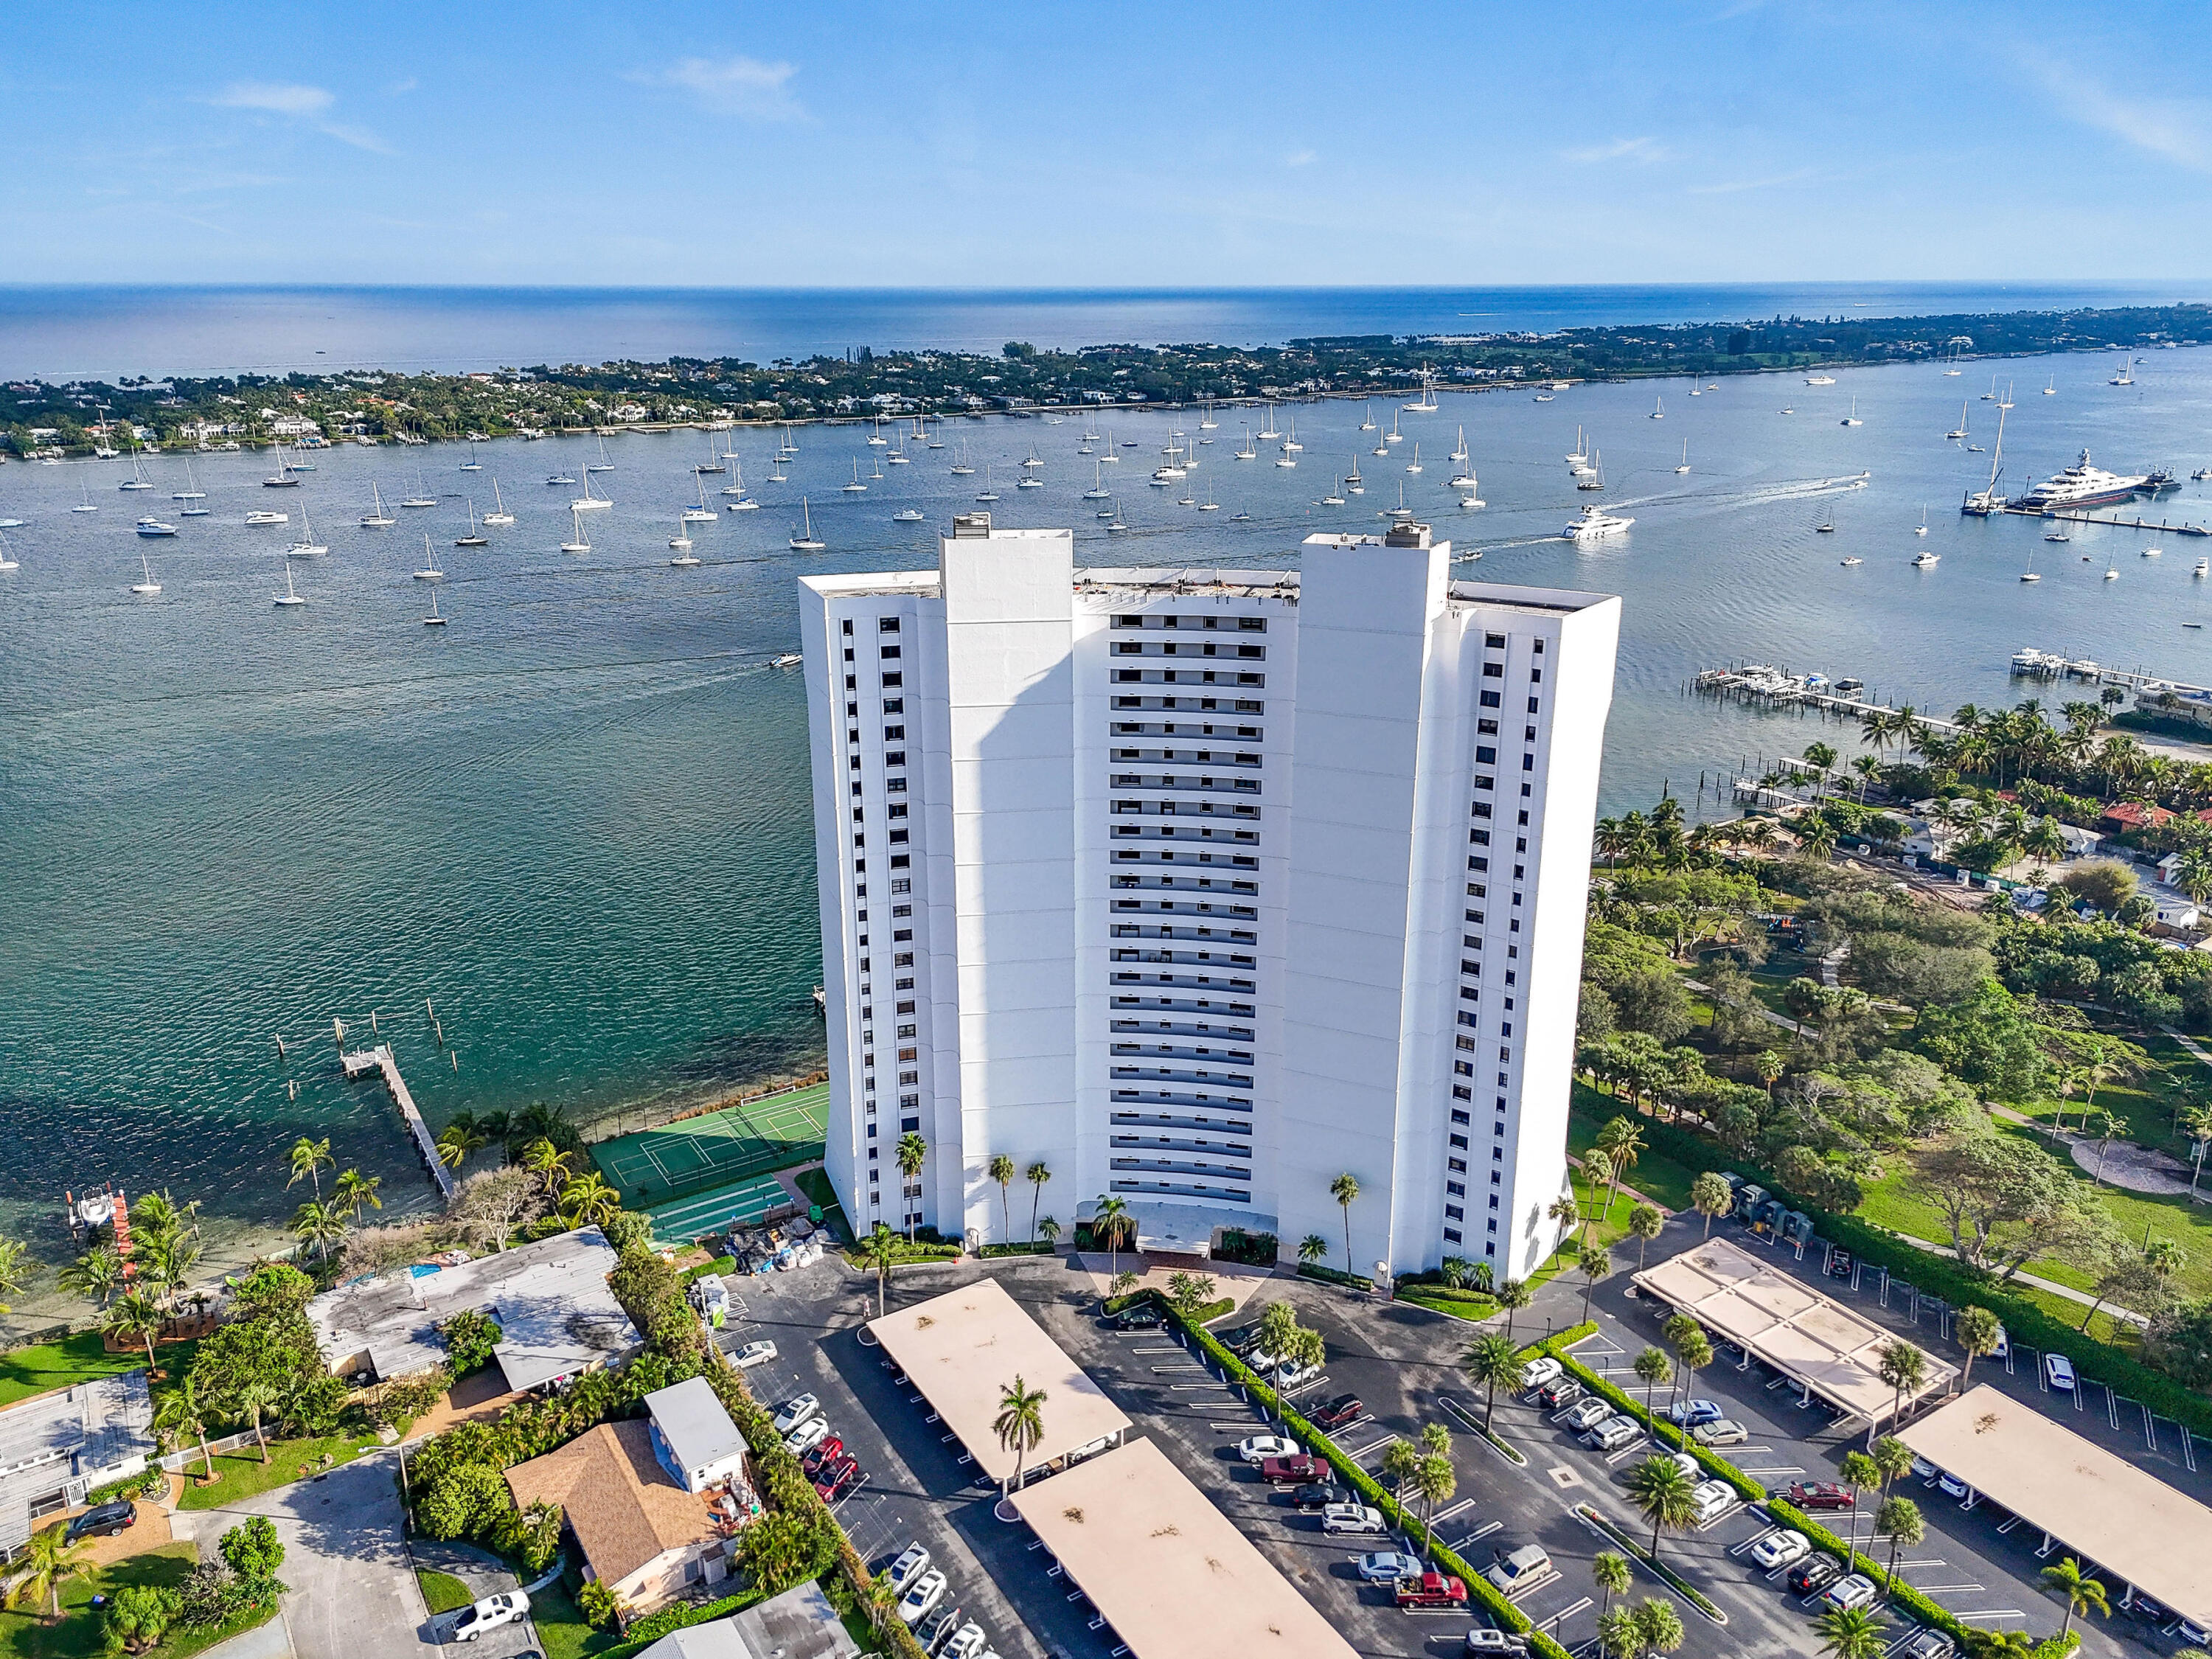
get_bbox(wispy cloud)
[1686,167,1812,195]
[1562,136,1669,164]
[2041,70,2212,173]
[631,55,804,121]
[1285,149,1316,168]
[386,77,419,96]
[209,81,392,152]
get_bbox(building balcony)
[1107,923,1259,946]
[1110,1086,1253,1113]
[1109,1063,1255,1089]
[1108,1177,1253,1205]
[1109,1110,1253,1135]
[1108,1019,1257,1042]
[1110,1155,1253,1181]
[1109,970,1259,994]
[1110,1134,1253,1158]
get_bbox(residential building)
[633,1582,860,1659]
[644,1377,748,1494]
[0,1371,155,1557]
[799,516,1621,1280]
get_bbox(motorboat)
[1565,504,1634,543]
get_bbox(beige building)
[505,1420,737,1613]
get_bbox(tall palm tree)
[1578,1244,1613,1326]
[2039,1557,2110,1643]
[860,1222,900,1318]
[992,1375,1048,1496]
[1633,1347,1672,1428]
[557,1172,619,1229]
[102,1288,166,1377]
[1580,1150,1615,1220]
[234,1377,279,1464]
[1813,1605,1888,1659]
[1632,1599,1684,1658]
[1463,1332,1525,1430]
[894,1133,928,1244]
[291,1199,345,1265]
[987,1155,1017,1243]
[1025,1161,1051,1242]
[1091,1194,1133,1281]
[1548,1192,1582,1249]
[3,1522,94,1620]
[1329,1172,1360,1276]
[1596,1606,1639,1659]
[154,1373,218,1481]
[1493,1278,1532,1344]
[1876,1497,1923,1604]
[1874,1340,1927,1450]
[287,1135,334,1201]
[58,1243,124,1310]
[521,1137,573,1197]
[333,1168,382,1222]
[1411,1454,1455,1560]
[1380,1439,1420,1514]
[1596,1117,1644,1211]
[1592,1551,1632,1618]
[1690,1172,1732,1238]
[436,1120,486,1172]
[1626,1204,1664,1269]
[1952,1307,2002,1386]
[1627,1455,1700,1562]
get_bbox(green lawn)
[1568,1085,1705,1211]
[0,1330,152,1409]
[416,1568,473,1615]
[0,1540,276,1659]
[175,1430,391,1509]
[529,1581,623,1659]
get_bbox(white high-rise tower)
[799,515,1619,1281]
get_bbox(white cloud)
[386,77,420,96]
[1686,167,1813,195]
[2042,71,2212,173]
[1562,136,1669,164]
[633,55,804,121]
[1285,149,1316,168]
[213,82,333,116]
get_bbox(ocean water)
[0,281,2198,382]
[7,331,2212,1324]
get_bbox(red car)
[814,1455,861,1501]
[1310,1395,1366,1431]
[802,1436,846,1479]
[1261,1454,1321,1486]
[1396,1573,1470,1609]
[1787,1481,1856,1512]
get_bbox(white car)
[1275,1360,1322,1391]
[1821,1573,1879,1613]
[1560,1397,1613,1433]
[1909,1455,1940,1482]
[1237,1434,1300,1464]
[1522,1357,1563,1391]
[1989,1323,2009,1360]
[1585,1415,1640,1451]
[1249,1348,1282,1373]
[2044,1352,2076,1392]
[1321,1503,1388,1536]
[1750,1529,1810,1571]
[1935,1472,1970,1500]
[897,1568,948,1624]
[785,1417,832,1456]
[731,1340,777,1369]
[1689,1480,1736,1524]
[1357,1551,1425,1582]
[773,1394,821,1434]
[451,1590,529,1641]
[886,1543,931,1595]
[2176,1619,2211,1649]
[1665,1450,1700,1481]
[942,1622,988,1659]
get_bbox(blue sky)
[4,1,2210,287]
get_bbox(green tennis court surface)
[645,1172,796,1245]
[590,1082,829,1206]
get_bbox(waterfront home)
[0,1369,155,1557]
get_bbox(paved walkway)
[199,1614,293,1659]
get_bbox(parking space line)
[2141,1404,2157,1450]
[1149,1366,1206,1374]
[1432,1499,1476,1526]
[1450,1520,1502,1551]
[1955,1610,2025,1622]
[2105,1386,2121,1430]
[1348,1436,1397,1461]
[1129,1346,1180,1353]
[1918,1582,1984,1593]
[1995,1516,2023,1534]
[2182,1425,2200,1472]
[1208,1422,1259,1430]
[1168,1383,1230,1392]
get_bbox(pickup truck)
[1260,1454,1320,1486]
[1394,1573,1469,1610]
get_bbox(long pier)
[1692,664,1961,734]
[2000,505,2210,537]
[2008,648,2212,698]
[343,1044,454,1200]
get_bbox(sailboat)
[73,473,98,513]
[422,585,447,625]
[1405,442,1422,475]
[975,464,998,502]
[482,480,514,525]
[1450,426,1469,464]
[362,482,396,526]
[571,470,611,512]
[1200,402,1219,431]
[260,443,298,488]
[1650,395,1665,420]
[1199,481,1220,512]
[1084,461,1110,500]
[274,560,307,607]
[1275,444,1297,470]
[684,478,717,521]
[776,425,799,461]
[1346,456,1365,495]
[460,443,483,472]
[403,469,437,509]
[130,553,161,594]
[789,498,824,552]
[1281,420,1302,454]
[2104,551,2121,581]
[1259,404,1281,440]
[1963,406,2008,515]
[722,460,758,509]
[950,441,975,477]
[1947,403,1969,440]
[695,434,725,475]
[1360,401,1377,431]
[886,442,909,466]
[1566,428,1589,467]
[1816,508,1837,532]
[1840,398,1863,427]
[669,516,695,557]
[1237,426,1258,461]
[1448,449,1479,491]
[173,462,206,503]
[1915,506,1929,537]
[867,417,888,448]
[288,506,329,556]
[455,502,487,546]
[2044,374,2057,397]
[0,528,16,571]
[1385,409,1404,444]
[1998,382,2014,410]
[119,452,152,491]
[560,509,592,554]
[1674,439,1691,476]
[1388,481,1414,521]
[586,435,615,471]
[2021,548,2042,582]
[1577,451,1606,491]
[413,533,445,580]
[1020,445,1044,470]
[2110,358,2135,387]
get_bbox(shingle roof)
[504,1420,717,1587]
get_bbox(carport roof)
[864,1277,1130,1484]
[1631,1237,1954,1425]
[1900,1385,2212,1624]
[1009,1438,1359,1659]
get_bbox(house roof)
[647,1377,745,1476]
[635,1583,860,1659]
[504,1419,718,1587]
[2102,802,2175,828]
[0,1370,156,1552]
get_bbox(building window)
[1444,1228,1463,1245]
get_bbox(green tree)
[1626,1203,1665,1268]
[894,1133,928,1242]
[437,1309,504,1372]
[1954,1306,2003,1386]
[1165,1270,1217,1320]
[2039,1557,2109,1644]
[1874,1339,1928,1449]
[521,1137,572,1197]
[1633,1346,1672,1427]
[1839,1450,1882,1571]
[333,1168,382,1221]
[860,1222,900,1319]
[1579,1243,1613,1326]
[1025,1160,1051,1242]
[102,1287,167,1377]
[1596,1115,1646,1211]
[1877,1496,1924,1604]
[1625,1454,1699,1562]
[1329,1172,1361,1276]
[1037,1215,1060,1249]
[1410,1453,1455,1560]
[0,1237,35,1316]
[58,1242,125,1310]
[577,1576,625,1631]
[1632,1595,1685,1658]
[1597,1605,1639,1659]
[1380,1438,1420,1512]
[234,1377,280,1464]
[993,1375,1048,1495]
[287,1135,334,1201]
[3,1522,93,1619]
[219,1514,285,1584]
[1091,1194,1133,1279]
[154,1372,218,1482]
[1814,1604,1889,1659]
[1494,1277,1533,1343]
[104,1583,177,1653]
[1549,1192,1582,1248]
[1592,1549,1632,1616]
[291,1198,345,1264]
[1690,1171,1733,1237]
[1581,1150,1615,1219]
[436,1121,486,1172]
[988,1153,1017,1242]
[1463,1332,1526,1431]
[557,1172,619,1228]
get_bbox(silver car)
[1585,1415,1639,1451]
[1560,1397,1613,1432]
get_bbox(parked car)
[1275,1360,1323,1391]
[1821,1575,1879,1613]
[772,1394,821,1435]
[1357,1551,1425,1583]
[1248,1348,1283,1374]
[1481,1543,1554,1599]
[1787,1557,1843,1596]
[1311,1394,1366,1430]
[941,1624,988,1659]
[802,1436,847,1478]
[1787,1481,1855,1512]
[1585,1415,1640,1451]
[815,1458,863,1503]
[2176,1619,2211,1649]
[1561,1397,1613,1433]
[451,1592,530,1642]
[1826,1248,1854,1279]
[1260,1455,1320,1486]
[1909,1455,1941,1482]
[1289,1482,1354,1512]
[1536,1377,1583,1410]
[897,1569,949,1624]
[1896,1629,1955,1659]
[919,1604,962,1658]
[1936,1472,1971,1500]
[1521,1357,1563,1391]
[886,1544,931,1595]
[1692,1419,1749,1446]
[1237,1434,1300,1464]
[1989,1324,2008,1361]
[1114,1304,1162,1331]
[1665,1450,1701,1482]
[1395,1573,1469,1609]
[2044,1352,2077,1392]
[1222,1325,1262,1354]
[731,1340,777,1369]
[1464,1630,1530,1657]
[785,1418,832,1456]
[1750,1530,1811,1571]
[1668,1398,1723,1427]
[1321,1503,1388,1536]
[1689,1481,1736,1524]
[63,1500,136,1543]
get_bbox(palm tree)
[1494,1278,1532,1344]
[992,1375,1048,1496]
[1870,1434,1915,1497]
[234,1377,279,1464]
[1596,1606,1639,1659]
[291,1198,345,1265]
[1959,1630,2034,1659]
[1580,1150,1614,1220]
[1633,1347,1672,1428]
[1876,1497,1923,1604]
[1329,1172,1360,1276]
[1578,1244,1613,1326]
[1953,1307,2002,1386]
[1298,1234,1329,1268]
[521,1137,572,1197]
[1874,1339,1927,1450]
[895,1134,928,1243]
[4,1522,94,1620]
[1037,1215,1061,1251]
[1672,1332,1713,1423]
[2039,1557,2110,1643]
[1091,1194,1133,1280]
[1625,1203,1664,1268]
[1025,1161,1051,1242]
[1690,1172,1732,1238]
[1596,1116,1644,1210]
[1548,1192,1582,1248]
[1631,1598,1684,1658]
[287,1135,334,1200]
[1463,1332,1526,1431]
[1813,1604,1888,1659]
[333,1168,382,1222]
[1839,1450,1881,1572]
[1380,1439,1420,1514]
[154,1373,218,1482]
[1410,1454,1455,1559]
[1592,1551,1632,1618]
[557,1172,619,1229]
[436,1120,486,1172]
[102,1288,166,1377]
[58,1243,124,1310]
[1625,1455,1700,1562]
[860,1222,900,1318]
[986,1154,1016,1242]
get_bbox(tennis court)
[590,1081,830,1206]
[644,1172,799,1245]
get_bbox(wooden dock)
[2000,505,2210,537]
[343,1044,453,1200]
[1694,664,1961,734]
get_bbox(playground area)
[589,1081,829,1207]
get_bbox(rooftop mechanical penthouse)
[799,514,1621,1280]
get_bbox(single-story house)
[645,1377,748,1495]
[633,1582,860,1659]
[307,1225,639,1391]
[0,1370,155,1557]
[2053,821,2105,859]
[2101,802,2175,833]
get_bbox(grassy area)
[0,1540,276,1659]
[416,1568,473,1615]
[1568,1085,1705,1211]
[0,1330,154,1410]
[529,1580,622,1659]
[174,1429,390,1510]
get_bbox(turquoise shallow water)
[7,343,2212,1311]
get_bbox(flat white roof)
[865,1279,1130,1484]
[1009,1439,1358,1659]
[1901,1385,2212,1622]
[1632,1237,1954,1425]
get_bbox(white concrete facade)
[800,517,1618,1281]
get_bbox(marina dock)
[343,1043,453,1200]
[2000,505,2209,537]
[2009,648,2212,698]
[1692,664,1961,734]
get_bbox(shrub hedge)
[1295,1262,1371,1288]
[976,1241,1055,1259]
[683,1255,737,1282]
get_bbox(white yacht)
[2110,359,2135,387]
[273,561,307,607]
[362,482,396,527]
[571,471,611,512]
[1674,439,1691,475]
[482,481,515,526]
[134,515,176,537]
[244,509,288,526]
[684,479,717,521]
[790,498,825,551]
[1405,442,1422,475]
[173,463,206,503]
[454,503,487,547]
[669,518,695,557]
[1565,504,1634,543]
[1913,551,1940,568]
[1804,373,1836,386]
[892,507,925,523]
[2017,450,2147,509]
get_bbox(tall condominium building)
[799,514,1620,1281]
